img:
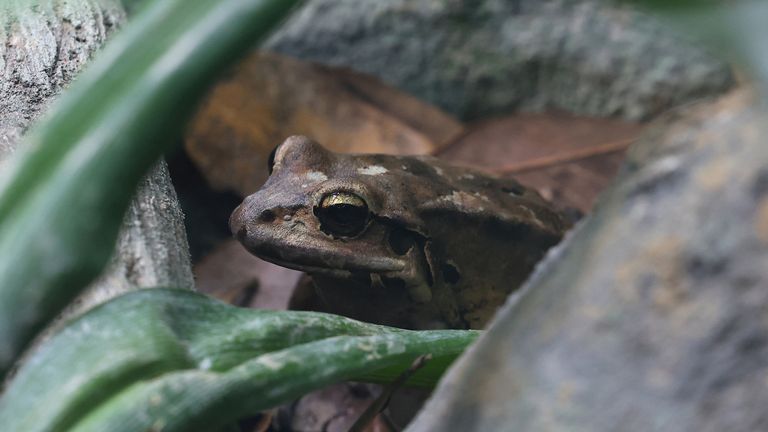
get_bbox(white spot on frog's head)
[433,166,445,176]
[357,165,389,176]
[460,173,475,180]
[306,171,328,182]
[401,165,408,170]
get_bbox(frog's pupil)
[315,194,369,237]
[328,204,365,226]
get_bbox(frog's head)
[230,136,436,302]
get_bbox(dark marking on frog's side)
[442,263,461,284]
[387,227,415,255]
[501,184,525,196]
[230,136,569,329]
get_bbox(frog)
[230,135,568,329]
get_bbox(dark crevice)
[166,145,244,263]
[501,184,524,196]
[382,276,406,291]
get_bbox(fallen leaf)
[185,51,463,196]
[288,383,385,432]
[194,239,303,310]
[327,67,463,151]
[437,113,644,212]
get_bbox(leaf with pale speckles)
[0,288,477,432]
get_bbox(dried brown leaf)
[438,113,644,212]
[185,51,463,196]
[194,239,302,310]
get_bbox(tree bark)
[0,0,193,320]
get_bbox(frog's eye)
[315,192,370,237]
[267,145,278,175]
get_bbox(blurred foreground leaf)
[0,0,301,376]
[0,288,477,432]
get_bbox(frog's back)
[347,153,568,328]
[352,152,567,237]
[234,136,569,329]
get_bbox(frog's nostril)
[259,209,276,223]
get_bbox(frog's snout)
[229,202,247,240]
[229,194,300,243]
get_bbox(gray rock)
[267,0,734,120]
[406,90,768,431]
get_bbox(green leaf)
[0,0,301,376]
[0,289,478,432]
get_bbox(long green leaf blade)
[0,289,478,432]
[0,0,301,376]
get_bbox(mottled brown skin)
[230,136,567,329]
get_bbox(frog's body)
[230,136,567,329]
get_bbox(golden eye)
[320,193,366,209]
[315,192,370,237]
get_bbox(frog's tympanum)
[230,136,568,329]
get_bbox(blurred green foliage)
[0,289,476,431]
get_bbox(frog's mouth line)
[255,253,362,279]
[232,209,426,280]
[239,237,406,279]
